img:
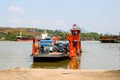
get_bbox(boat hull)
[17,39,33,42]
[116,40,120,43]
[33,53,70,62]
[99,36,120,43]
[17,40,33,42]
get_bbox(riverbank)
[0,68,120,80]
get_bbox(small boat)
[16,32,33,42]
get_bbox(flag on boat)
[73,24,77,29]
[73,24,76,26]
[30,28,35,33]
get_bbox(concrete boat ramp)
[0,68,120,80]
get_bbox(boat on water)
[32,24,82,62]
[99,32,120,43]
[32,32,69,62]
[17,37,33,42]
[99,36,117,43]
[16,32,33,42]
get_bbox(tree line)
[0,27,117,41]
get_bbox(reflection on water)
[32,55,81,69]
[32,60,70,69]
[0,41,120,70]
[69,55,81,69]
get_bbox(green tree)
[6,32,17,41]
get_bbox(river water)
[0,41,120,70]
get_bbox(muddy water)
[0,41,120,70]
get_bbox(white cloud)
[32,19,40,24]
[8,5,24,12]
[9,18,21,24]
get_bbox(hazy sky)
[0,0,120,34]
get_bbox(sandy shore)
[0,68,120,80]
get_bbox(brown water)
[0,41,120,70]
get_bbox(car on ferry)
[55,42,69,52]
[38,39,57,53]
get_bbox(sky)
[0,0,120,35]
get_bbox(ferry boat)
[32,25,82,62]
[32,31,69,62]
